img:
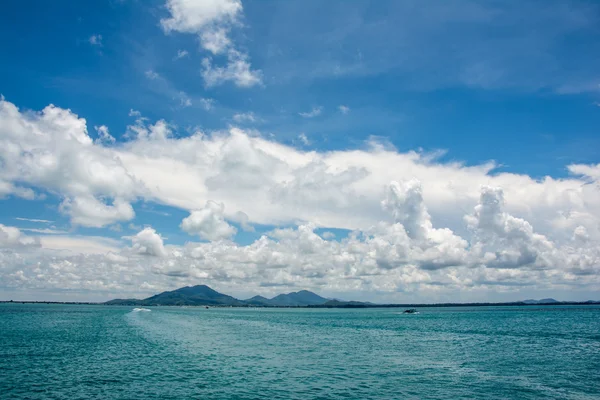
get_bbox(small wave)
[132,308,151,312]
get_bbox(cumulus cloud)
[2,97,600,240]
[0,224,40,248]
[145,70,160,80]
[232,112,257,123]
[465,186,561,270]
[200,27,231,55]
[1,197,598,301]
[0,181,36,200]
[60,196,135,228]
[0,99,142,227]
[382,180,431,240]
[88,34,102,47]
[201,50,263,88]
[321,231,335,240]
[568,163,600,181]
[1,97,600,300]
[181,201,237,241]
[178,92,192,107]
[131,227,167,257]
[338,105,350,114]
[199,97,215,111]
[161,0,262,87]
[297,133,310,145]
[160,0,242,34]
[94,125,115,144]
[231,210,254,232]
[127,117,172,141]
[175,49,189,59]
[40,235,122,255]
[299,106,323,118]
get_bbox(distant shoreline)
[1,300,598,308]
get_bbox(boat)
[403,308,418,314]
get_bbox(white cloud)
[15,217,53,223]
[0,224,40,248]
[0,99,142,227]
[1,197,598,301]
[2,97,600,242]
[201,50,263,88]
[0,181,36,200]
[178,92,192,107]
[298,133,310,145]
[131,227,167,257]
[60,196,135,228]
[321,231,335,240]
[465,186,559,270]
[160,0,262,88]
[199,97,215,111]
[109,224,122,232]
[338,105,350,114]
[175,49,189,59]
[0,95,600,242]
[145,70,160,80]
[181,201,237,241]
[383,180,432,240]
[161,0,242,34]
[299,106,323,118]
[127,118,172,141]
[40,235,122,255]
[231,210,254,232]
[94,125,115,144]
[1,97,600,300]
[20,228,69,235]
[128,223,142,231]
[568,163,600,181]
[88,34,102,47]
[200,27,231,55]
[232,112,257,123]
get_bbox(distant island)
[98,285,600,308]
[104,285,343,307]
[2,285,599,307]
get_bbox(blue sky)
[3,0,600,176]
[0,0,599,302]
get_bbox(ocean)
[1,304,599,399]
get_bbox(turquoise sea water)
[1,304,599,399]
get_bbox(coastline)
[2,300,598,308]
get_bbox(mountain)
[241,291,328,306]
[105,286,331,307]
[318,299,372,307]
[244,295,273,306]
[105,286,583,308]
[106,286,328,307]
[105,285,244,306]
[242,290,329,306]
[268,290,328,306]
[522,298,560,304]
[143,285,245,306]
[104,298,144,306]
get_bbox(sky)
[1,0,600,303]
